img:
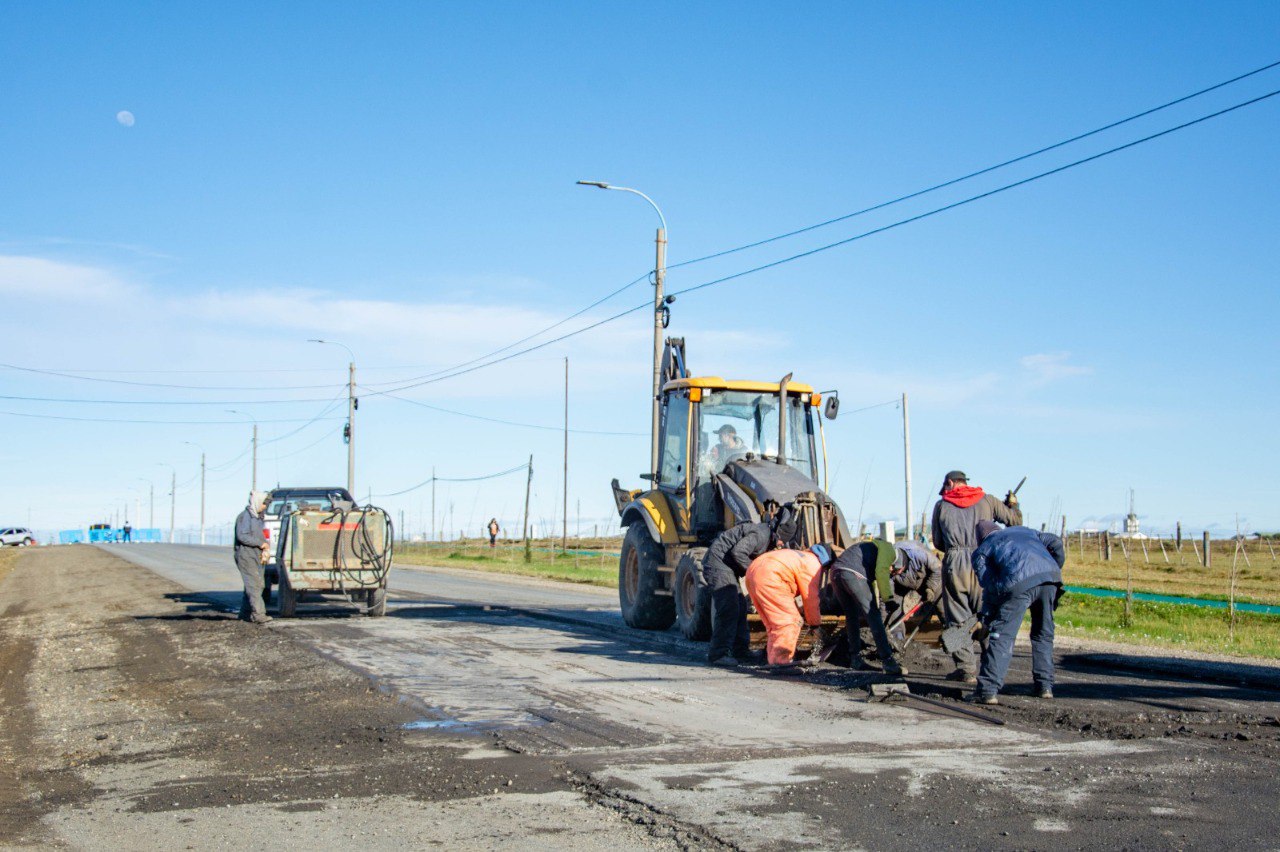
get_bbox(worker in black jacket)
[703,508,797,666]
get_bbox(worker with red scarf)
[930,470,1022,682]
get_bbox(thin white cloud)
[1020,352,1092,386]
[0,255,135,301]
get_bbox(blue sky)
[1,2,1277,538]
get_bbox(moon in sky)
[115,110,135,127]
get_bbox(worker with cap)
[813,541,908,675]
[884,540,943,643]
[702,507,798,666]
[234,491,272,624]
[968,521,1066,704]
[743,545,823,665]
[931,470,1022,683]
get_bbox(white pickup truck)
[262,486,355,599]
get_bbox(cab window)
[659,393,690,489]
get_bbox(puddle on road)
[403,718,467,731]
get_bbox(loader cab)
[656,378,822,542]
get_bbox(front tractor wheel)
[673,548,711,641]
[619,523,675,631]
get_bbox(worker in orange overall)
[744,546,823,665]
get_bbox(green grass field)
[395,535,1280,660]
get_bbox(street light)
[308,339,356,494]
[225,409,259,491]
[576,180,668,476]
[157,463,176,543]
[183,441,206,545]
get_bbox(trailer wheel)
[366,587,387,617]
[618,523,675,630]
[277,576,297,618]
[673,548,711,641]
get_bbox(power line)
[670,86,1280,300]
[358,85,1280,397]
[259,394,349,446]
[0,409,347,425]
[355,272,652,390]
[0,362,346,392]
[669,57,1280,271]
[0,393,343,406]
[373,463,529,498]
[372,388,647,436]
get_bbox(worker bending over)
[234,491,272,625]
[931,470,1022,683]
[744,546,822,665]
[969,521,1066,704]
[702,508,797,667]
[884,540,943,643]
[813,541,908,675]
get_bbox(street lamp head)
[576,180,611,189]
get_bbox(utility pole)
[431,466,436,543]
[252,423,258,492]
[651,225,666,477]
[347,360,356,495]
[522,454,534,563]
[199,452,206,545]
[149,481,154,529]
[902,392,913,541]
[169,470,176,544]
[568,353,573,547]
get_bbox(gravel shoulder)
[0,546,685,850]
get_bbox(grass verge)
[396,541,616,588]
[1055,593,1280,660]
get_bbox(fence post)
[1103,531,1112,561]
[1202,531,1211,568]
[1176,521,1182,549]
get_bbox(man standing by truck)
[235,491,272,624]
[931,470,1022,682]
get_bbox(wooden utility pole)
[563,357,569,552]
[523,455,534,563]
[431,466,436,543]
[901,392,913,541]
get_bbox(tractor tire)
[277,576,298,618]
[673,548,711,641]
[618,523,675,631]
[366,586,387,617]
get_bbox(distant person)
[931,470,1022,683]
[744,546,822,665]
[968,521,1066,704]
[234,491,272,624]
[122,522,132,543]
[488,518,500,549]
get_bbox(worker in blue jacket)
[967,521,1065,704]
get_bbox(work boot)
[946,670,978,685]
[250,615,274,625]
[1035,687,1054,700]
[963,692,999,705]
[735,649,766,665]
[882,659,909,677]
[848,658,871,671]
[708,655,740,669]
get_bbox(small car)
[1,527,37,546]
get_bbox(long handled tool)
[899,600,938,650]
[880,686,1005,726]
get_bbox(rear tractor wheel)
[618,523,675,631]
[673,548,711,641]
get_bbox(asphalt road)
[102,543,1280,849]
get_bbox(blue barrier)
[59,529,86,544]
